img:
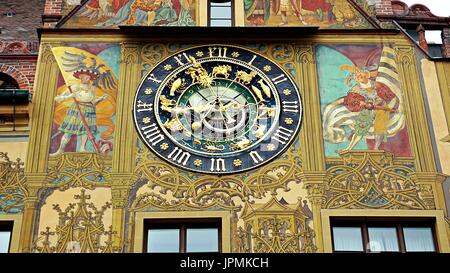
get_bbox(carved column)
[113,43,140,174]
[21,43,60,252]
[295,44,326,172]
[299,174,327,253]
[19,174,47,252]
[395,45,436,173]
[110,43,141,250]
[295,44,327,252]
[410,172,448,211]
[110,174,136,249]
[25,43,59,173]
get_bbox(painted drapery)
[317,45,412,157]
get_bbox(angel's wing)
[95,67,117,90]
[61,51,88,73]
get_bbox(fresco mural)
[354,0,377,17]
[243,0,373,28]
[62,0,197,28]
[317,45,412,157]
[49,44,119,156]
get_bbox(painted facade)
[0,0,449,253]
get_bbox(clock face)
[134,45,302,174]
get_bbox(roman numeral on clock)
[147,74,162,84]
[272,74,288,85]
[249,151,264,163]
[210,158,226,172]
[272,126,294,145]
[136,100,153,112]
[282,101,299,113]
[141,123,164,146]
[174,53,190,66]
[208,47,228,58]
[248,55,257,65]
[168,147,191,166]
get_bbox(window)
[0,221,13,253]
[144,219,221,253]
[331,218,437,253]
[208,0,233,27]
[0,73,30,133]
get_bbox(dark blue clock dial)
[133,45,302,174]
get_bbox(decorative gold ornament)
[47,153,111,190]
[194,159,202,167]
[266,144,276,151]
[233,159,243,167]
[237,197,317,253]
[160,143,169,150]
[325,151,433,209]
[284,118,293,125]
[0,152,27,213]
[32,190,114,253]
[283,89,291,96]
[142,117,151,124]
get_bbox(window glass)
[0,231,11,253]
[332,227,363,252]
[368,227,399,252]
[403,227,435,252]
[210,1,232,26]
[186,228,219,252]
[147,229,180,253]
[211,6,231,19]
[210,19,232,27]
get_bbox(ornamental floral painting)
[62,0,197,28]
[316,45,413,157]
[243,0,372,28]
[49,44,119,156]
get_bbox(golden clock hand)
[218,100,236,124]
[217,107,231,130]
[208,84,218,98]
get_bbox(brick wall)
[43,0,65,28]
[442,28,450,58]
[44,0,64,15]
[0,0,46,41]
[0,60,38,93]
[376,0,394,16]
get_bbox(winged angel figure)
[51,48,118,156]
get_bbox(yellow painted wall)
[0,141,28,163]
[421,59,450,175]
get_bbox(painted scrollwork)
[325,151,433,209]
[133,140,302,210]
[0,152,28,213]
[141,43,186,73]
[31,189,125,253]
[131,191,240,212]
[236,197,316,253]
[47,153,111,190]
[267,44,297,78]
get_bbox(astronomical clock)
[133,45,302,174]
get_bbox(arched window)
[208,0,234,27]
[0,73,19,89]
[0,72,29,132]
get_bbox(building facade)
[0,0,449,253]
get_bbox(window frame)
[144,218,222,253]
[330,217,438,253]
[0,221,13,253]
[207,0,235,27]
